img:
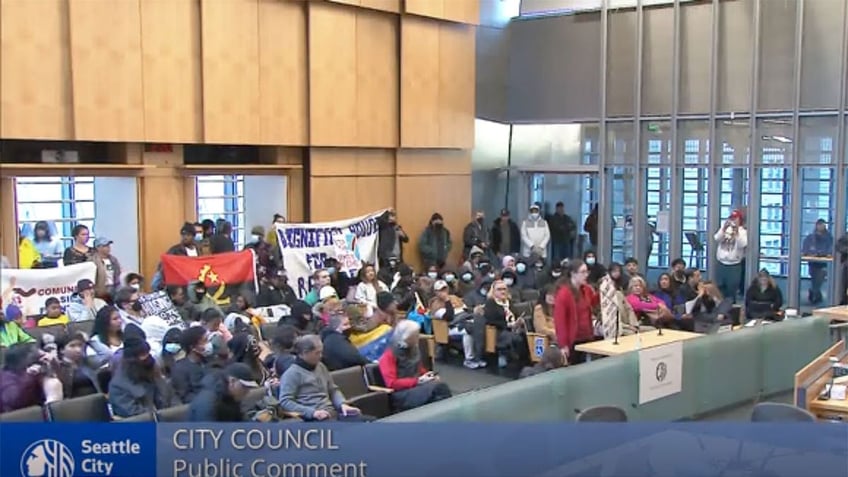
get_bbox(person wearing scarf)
[378,320,452,411]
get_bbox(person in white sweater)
[713,210,748,302]
[520,203,551,260]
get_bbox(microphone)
[613,307,620,345]
[822,357,840,400]
[656,316,664,336]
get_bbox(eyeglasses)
[494,287,507,292]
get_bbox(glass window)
[608,166,637,265]
[799,168,836,307]
[681,167,709,271]
[719,167,749,239]
[606,121,636,165]
[196,175,245,249]
[511,124,599,168]
[679,120,710,164]
[716,118,751,165]
[756,118,794,165]
[757,167,791,278]
[645,166,671,270]
[16,176,96,248]
[798,116,838,165]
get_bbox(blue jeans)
[716,262,743,303]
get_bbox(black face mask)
[433,222,443,228]
[476,218,484,225]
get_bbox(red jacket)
[553,284,599,349]
[378,348,427,391]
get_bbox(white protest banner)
[276,209,387,298]
[1,262,97,317]
[638,341,683,405]
[138,290,185,328]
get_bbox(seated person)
[625,276,675,328]
[314,291,342,326]
[37,297,69,327]
[278,335,369,421]
[86,306,124,367]
[0,342,62,413]
[199,308,230,364]
[348,298,394,363]
[170,326,212,404]
[228,333,272,386]
[519,346,567,379]
[108,336,176,418]
[0,304,36,348]
[429,280,484,369]
[304,269,333,306]
[378,320,452,411]
[483,280,528,368]
[689,281,734,333]
[278,300,320,335]
[354,264,390,315]
[745,269,784,321]
[320,310,369,371]
[269,325,298,377]
[67,279,107,322]
[55,331,100,398]
[159,327,183,379]
[189,363,259,422]
[532,285,558,343]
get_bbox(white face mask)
[251,234,261,243]
[130,283,141,291]
[444,274,455,282]
[200,342,214,357]
[487,273,496,279]
[503,278,514,287]
[551,271,562,278]
[427,272,438,279]
[530,213,540,220]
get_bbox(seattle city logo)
[20,439,75,477]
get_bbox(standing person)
[713,210,748,302]
[547,202,577,263]
[520,203,551,260]
[92,237,121,300]
[210,221,236,254]
[584,204,599,250]
[62,224,92,266]
[801,219,834,305]
[491,208,521,258]
[377,208,409,267]
[553,259,599,365]
[32,221,63,268]
[837,230,848,305]
[418,213,452,269]
[462,211,491,260]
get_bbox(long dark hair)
[33,221,52,243]
[557,259,586,302]
[92,306,122,342]
[538,284,555,316]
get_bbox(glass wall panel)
[607,9,638,117]
[608,166,637,264]
[757,167,791,280]
[641,6,674,115]
[717,0,754,113]
[642,121,671,274]
[716,118,751,165]
[719,168,749,232]
[756,118,794,165]
[530,172,600,259]
[606,121,636,164]
[679,120,710,164]
[679,120,710,271]
[679,2,713,114]
[511,124,599,168]
[798,116,838,165]
[758,0,797,112]
[799,0,846,111]
[842,165,848,305]
[471,119,511,221]
[798,167,836,309]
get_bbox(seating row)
[382,317,833,422]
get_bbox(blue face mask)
[444,274,456,282]
[480,288,488,296]
[516,263,527,274]
[326,267,336,275]
[194,233,203,241]
[586,257,596,266]
[164,343,181,354]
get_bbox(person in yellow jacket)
[18,235,41,269]
[265,214,286,248]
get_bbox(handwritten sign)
[138,291,184,328]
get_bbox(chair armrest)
[368,385,394,394]
[282,411,303,419]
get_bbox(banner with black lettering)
[1,262,96,317]
[275,210,386,298]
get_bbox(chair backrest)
[47,393,111,422]
[0,405,45,422]
[520,289,540,304]
[751,402,817,422]
[513,301,533,321]
[241,387,270,413]
[68,320,95,336]
[28,324,68,343]
[155,404,191,423]
[430,318,450,344]
[576,405,628,422]
[117,411,155,422]
[419,335,435,371]
[363,363,386,387]
[330,366,369,397]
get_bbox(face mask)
[503,278,514,287]
[433,222,443,228]
[194,233,203,241]
[326,267,336,275]
[480,288,488,296]
[586,258,596,266]
[195,289,206,297]
[201,342,214,357]
[130,283,141,291]
[487,273,496,279]
[444,274,455,282]
[164,343,181,354]
[478,262,489,270]
[251,234,261,243]
[530,213,540,220]
[535,263,544,270]
[551,271,562,278]
[131,301,143,312]
[427,272,438,279]
[476,217,484,224]
[461,273,473,283]
[389,260,397,268]
[516,263,527,274]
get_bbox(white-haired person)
[483,279,528,368]
[378,320,452,411]
[429,280,485,369]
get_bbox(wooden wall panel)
[396,149,472,176]
[328,0,401,14]
[309,176,395,222]
[0,0,74,140]
[140,0,203,143]
[400,17,441,147]
[0,177,18,267]
[69,0,144,141]
[138,148,187,283]
[310,149,395,176]
[258,0,308,145]
[405,0,479,25]
[201,0,260,144]
[438,23,476,148]
[309,3,398,147]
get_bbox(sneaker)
[475,359,487,368]
[463,359,480,369]
[498,355,508,368]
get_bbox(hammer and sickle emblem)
[197,264,231,306]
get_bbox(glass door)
[607,166,636,265]
[529,172,600,261]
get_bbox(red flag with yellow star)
[160,250,257,307]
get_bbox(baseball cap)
[94,237,113,247]
[433,280,449,292]
[225,363,259,388]
[529,203,541,211]
[500,208,510,216]
[319,286,337,301]
[76,278,95,294]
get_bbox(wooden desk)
[574,329,702,358]
[809,394,848,421]
[795,340,848,421]
[815,306,848,322]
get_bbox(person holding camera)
[0,342,63,413]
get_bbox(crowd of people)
[1,204,846,423]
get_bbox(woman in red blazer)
[553,259,600,364]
